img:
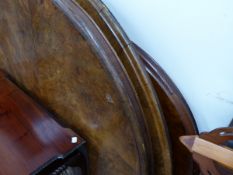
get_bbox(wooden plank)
[180,136,233,170]
[193,137,233,170]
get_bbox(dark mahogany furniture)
[0,71,86,175]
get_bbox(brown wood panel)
[0,71,84,175]
[73,1,173,174]
[133,43,199,175]
[0,1,170,175]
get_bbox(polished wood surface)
[180,136,233,170]
[75,1,172,174]
[181,128,233,175]
[0,1,171,175]
[133,43,199,175]
[0,71,84,175]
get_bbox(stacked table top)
[0,0,198,175]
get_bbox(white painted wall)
[102,0,233,132]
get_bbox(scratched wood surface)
[0,0,171,175]
[0,71,84,175]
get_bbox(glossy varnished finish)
[0,71,84,175]
[133,44,199,175]
[0,1,169,175]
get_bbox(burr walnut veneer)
[0,0,172,175]
[0,0,199,175]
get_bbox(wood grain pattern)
[0,71,84,175]
[181,128,233,175]
[181,136,233,170]
[193,137,233,170]
[133,43,199,175]
[0,0,170,175]
[73,1,172,174]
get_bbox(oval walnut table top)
[133,43,199,175]
[0,1,171,175]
